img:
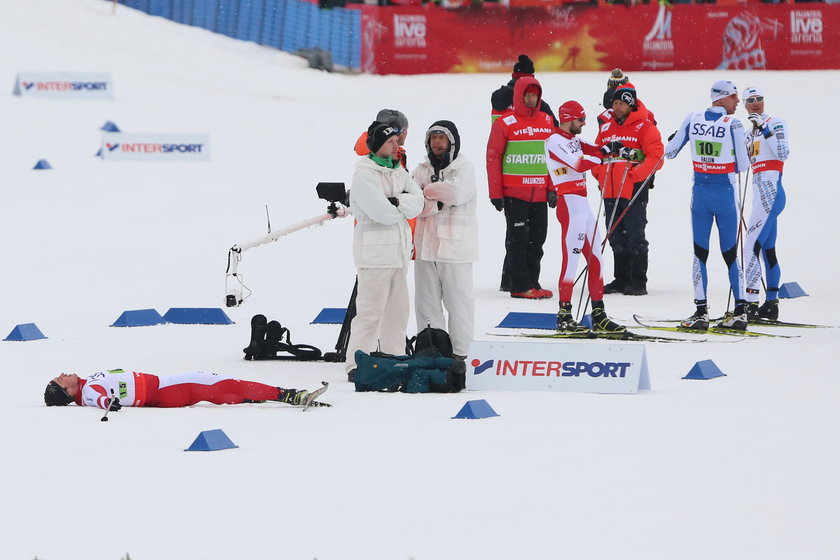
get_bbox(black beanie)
[44,380,73,406]
[613,84,637,108]
[425,120,460,169]
[366,121,399,154]
[512,54,535,78]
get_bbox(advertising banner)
[466,340,651,394]
[359,4,840,74]
[13,72,114,98]
[100,133,211,162]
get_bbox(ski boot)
[746,303,761,321]
[716,304,748,331]
[591,307,626,333]
[681,308,709,331]
[758,300,779,321]
[556,303,589,333]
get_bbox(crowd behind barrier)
[113,0,839,72]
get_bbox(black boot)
[623,249,648,295]
[243,314,268,360]
[606,248,632,295]
[758,300,779,321]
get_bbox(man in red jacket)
[592,83,664,296]
[486,76,555,299]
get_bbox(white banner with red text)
[13,72,114,98]
[100,133,211,162]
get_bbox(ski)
[488,330,705,343]
[632,315,833,329]
[301,381,331,411]
[632,315,798,338]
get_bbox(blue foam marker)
[779,282,808,299]
[184,429,239,451]
[110,309,166,327]
[683,359,727,380]
[163,308,233,325]
[496,312,555,330]
[452,399,500,419]
[3,323,47,341]
[311,307,347,324]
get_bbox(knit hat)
[711,80,738,102]
[425,120,460,169]
[558,100,586,123]
[512,54,535,79]
[44,380,73,406]
[613,83,637,108]
[607,68,629,89]
[375,109,408,133]
[741,86,765,101]
[366,121,399,154]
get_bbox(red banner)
[357,4,839,74]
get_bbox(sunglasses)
[745,96,764,104]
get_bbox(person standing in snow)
[411,120,477,360]
[544,101,624,333]
[345,122,424,380]
[740,86,789,322]
[486,76,554,300]
[591,83,664,297]
[665,80,751,331]
[44,370,326,408]
[490,54,557,292]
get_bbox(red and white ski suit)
[74,369,282,408]
[544,130,606,302]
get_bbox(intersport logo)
[24,80,108,91]
[472,357,632,378]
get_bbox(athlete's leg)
[714,180,745,302]
[578,197,605,302]
[557,195,584,302]
[438,262,475,357]
[154,373,281,407]
[690,185,714,303]
[761,181,786,300]
[744,172,784,303]
[527,201,548,290]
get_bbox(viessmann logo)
[471,358,632,378]
[393,15,426,48]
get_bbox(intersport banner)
[100,133,211,161]
[359,4,838,74]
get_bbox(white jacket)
[411,154,478,263]
[350,156,424,269]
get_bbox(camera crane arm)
[225,182,350,307]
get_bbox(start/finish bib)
[13,72,114,99]
[100,132,211,162]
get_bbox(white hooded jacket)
[350,156,424,268]
[411,154,478,263]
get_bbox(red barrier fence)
[358,4,838,74]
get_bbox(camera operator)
[345,122,424,381]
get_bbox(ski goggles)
[745,96,764,104]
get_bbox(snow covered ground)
[1,1,838,558]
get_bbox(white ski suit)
[412,153,478,357]
[346,155,424,373]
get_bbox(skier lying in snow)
[44,369,328,409]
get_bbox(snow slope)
[1,1,837,559]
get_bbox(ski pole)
[100,389,118,422]
[601,153,665,247]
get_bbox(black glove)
[437,201,444,211]
[600,140,624,156]
[108,397,122,412]
[491,198,504,212]
[547,190,558,208]
[387,197,399,207]
[667,131,676,142]
[647,174,655,190]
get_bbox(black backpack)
[410,327,454,358]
